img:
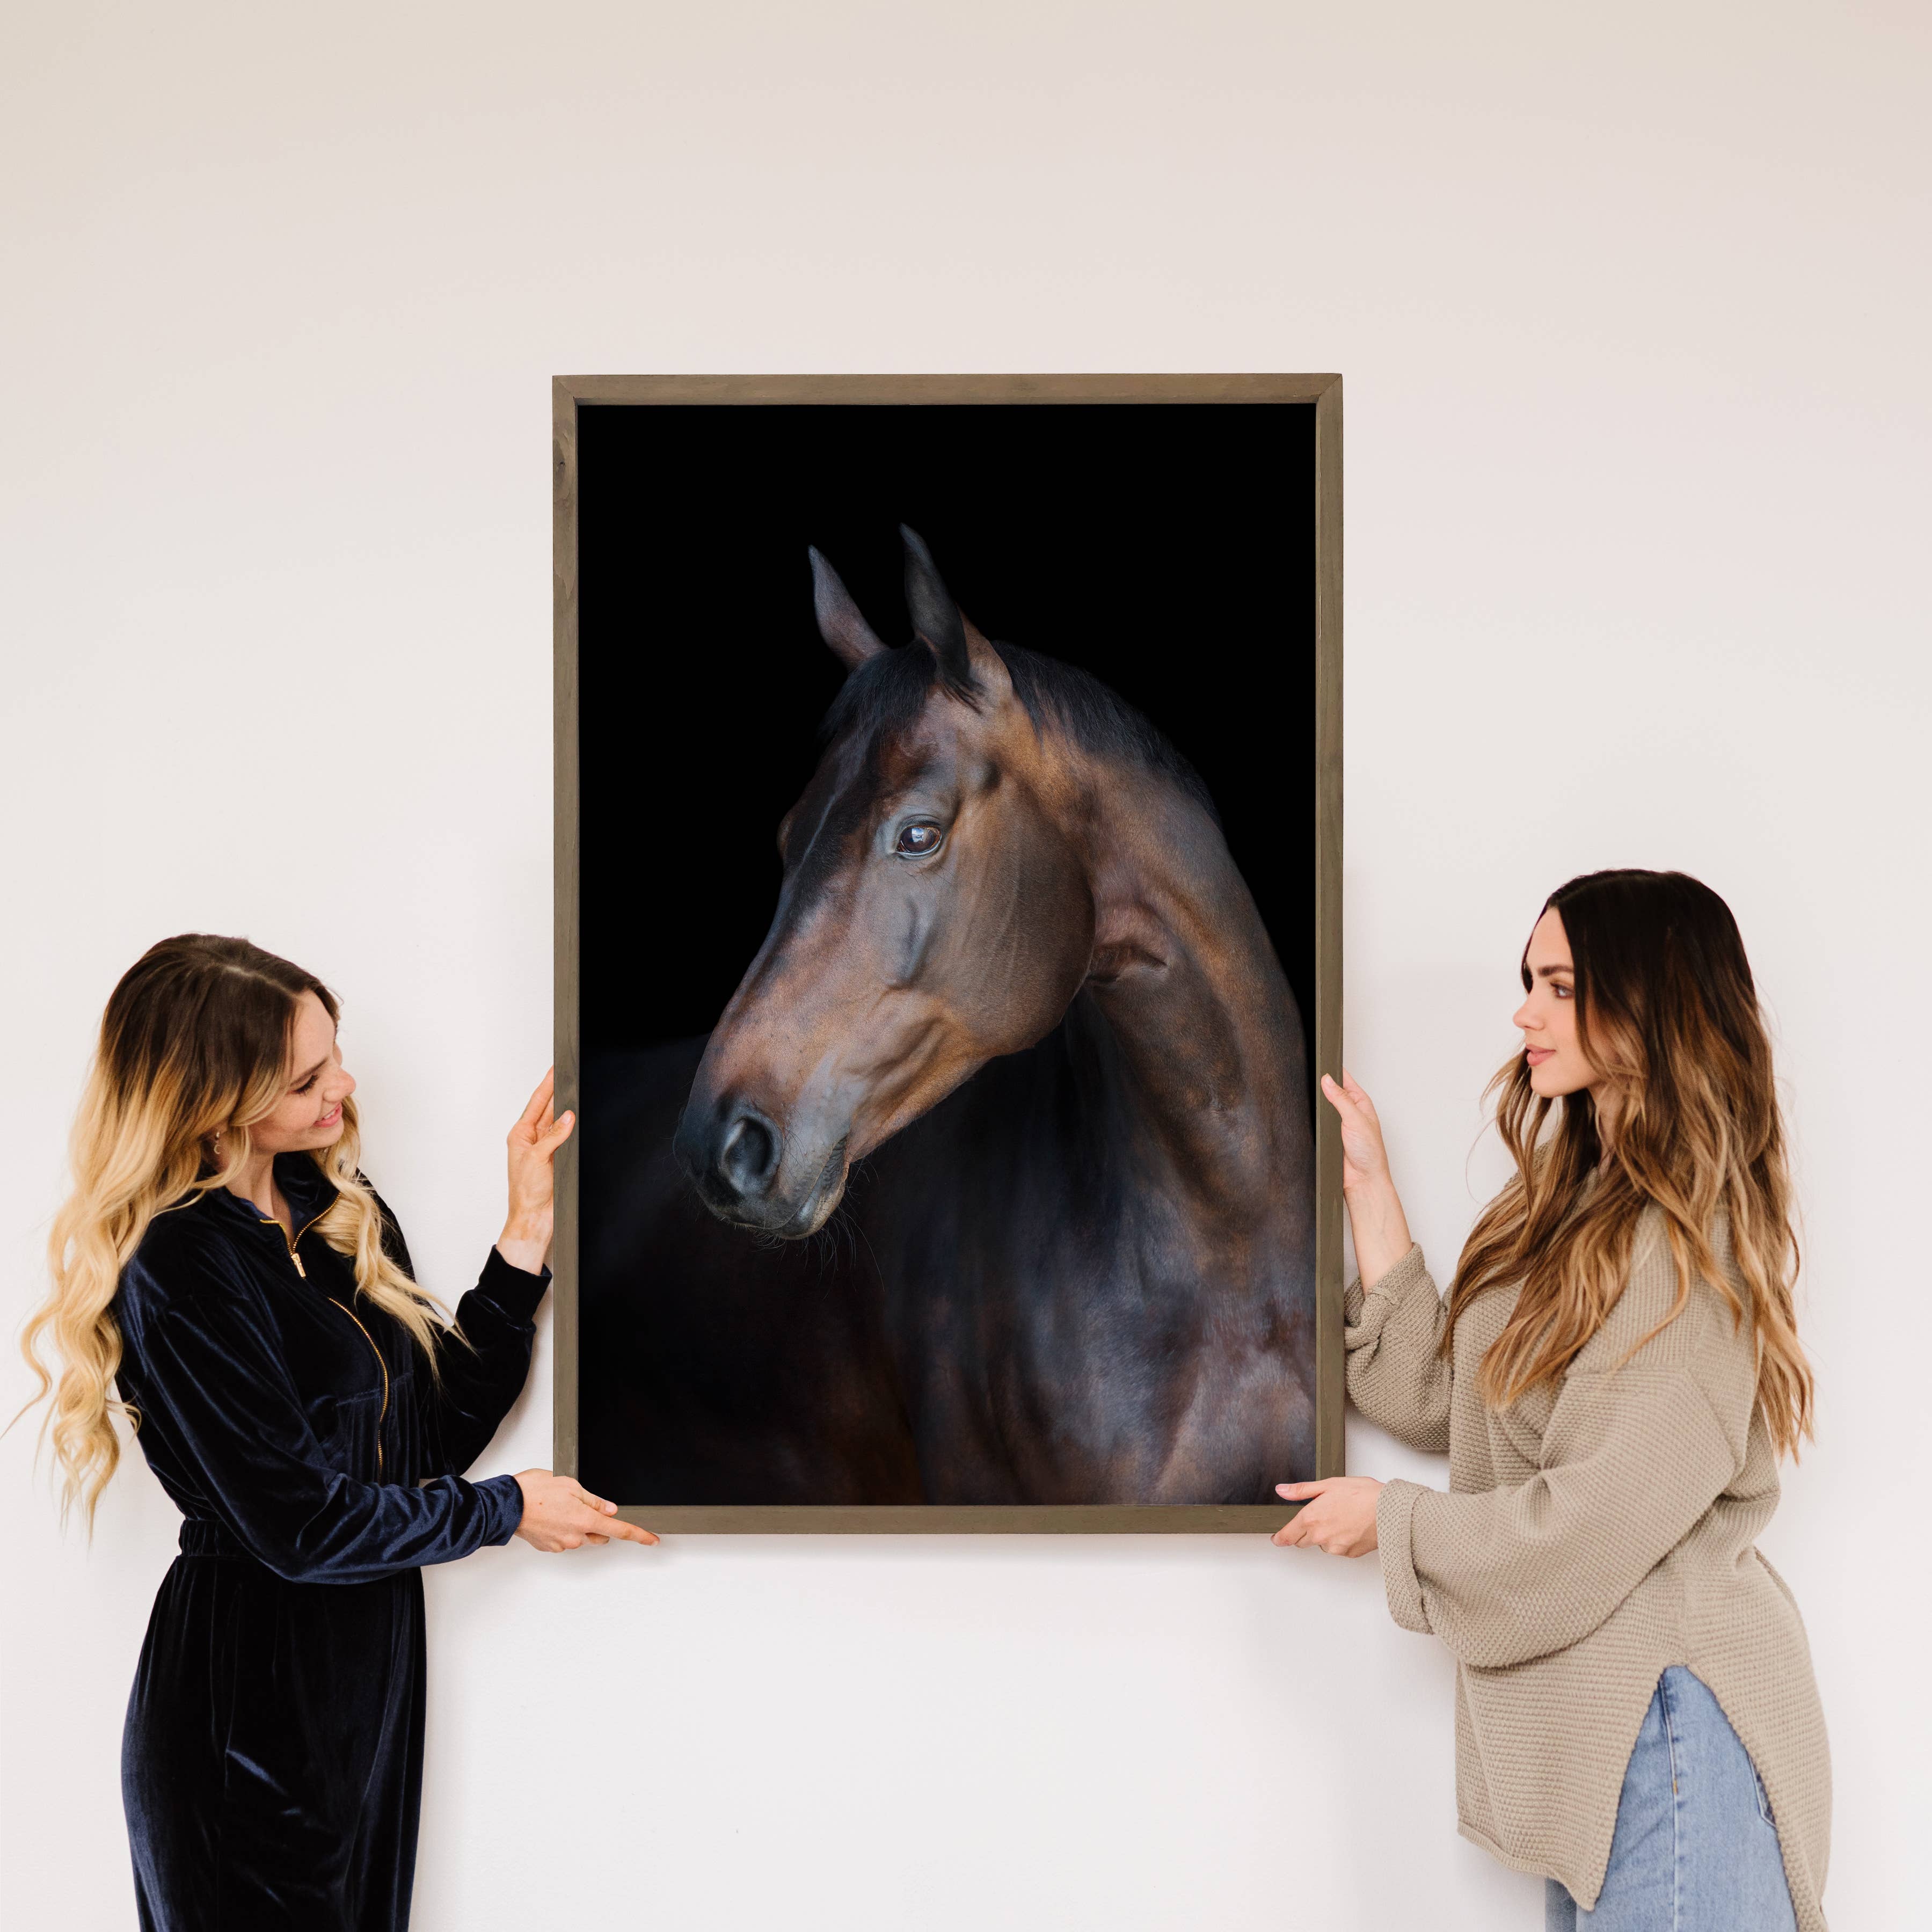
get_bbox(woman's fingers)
[1272,1480,1317,1546]
[503,1084,571,1260]
[560,1484,665,1545]
[514,1470,661,1551]
[1321,1077,1376,1138]
[1322,1072,1380,1129]
[602,1517,660,1545]
[566,1498,658,1546]
[1322,1073,1391,1194]
[559,1482,657,1541]
[1277,1513,1335,1551]
[513,1093,573,1161]
[517,1069,558,1133]
[1271,1477,1382,1558]
[537,1511,657,1551]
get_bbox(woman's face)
[1513,907,1595,1100]
[244,989,356,1154]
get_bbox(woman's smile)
[315,1100,343,1128]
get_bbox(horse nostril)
[718,1111,781,1198]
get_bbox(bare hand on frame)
[497,1068,574,1275]
[1272,1476,1384,1557]
[512,1471,659,1552]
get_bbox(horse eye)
[895,823,943,857]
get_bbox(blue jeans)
[1545,1668,1796,1931]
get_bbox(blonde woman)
[1273,871,1829,1931]
[23,935,655,1932]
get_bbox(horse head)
[674,528,1095,1237]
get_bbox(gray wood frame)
[552,373,1343,1533]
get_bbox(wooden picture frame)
[552,373,1343,1532]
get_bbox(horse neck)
[1066,759,1309,1219]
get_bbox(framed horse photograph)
[553,374,1342,1532]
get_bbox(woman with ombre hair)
[22,934,656,1931]
[1272,871,1831,1931]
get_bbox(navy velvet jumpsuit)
[112,1153,543,1930]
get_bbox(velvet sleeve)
[371,1194,545,1478]
[120,1246,524,1584]
[424,1248,548,1477]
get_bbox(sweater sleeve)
[1345,1245,1453,1452]
[1376,1230,1759,1667]
[123,1244,524,1584]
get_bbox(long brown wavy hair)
[1445,870,1814,1457]
[20,936,450,1526]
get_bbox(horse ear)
[900,525,973,688]
[809,547,888,671]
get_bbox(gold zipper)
[257,1205,389,1477]
[261,1208,328,1280]
[327,1295,391,1478]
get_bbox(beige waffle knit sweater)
[1351,1211,1829,1924]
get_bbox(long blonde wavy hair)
[21,935,451,1526]
[1446,870,1815,1458]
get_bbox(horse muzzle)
[673,1096,849,1237]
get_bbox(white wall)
[3,4,1926,1926]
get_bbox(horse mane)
[820,640,1219,822]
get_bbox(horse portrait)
[562,382,1336,1522]
[577,514,1318,1507]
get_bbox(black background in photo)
[577,400,1319,1065]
